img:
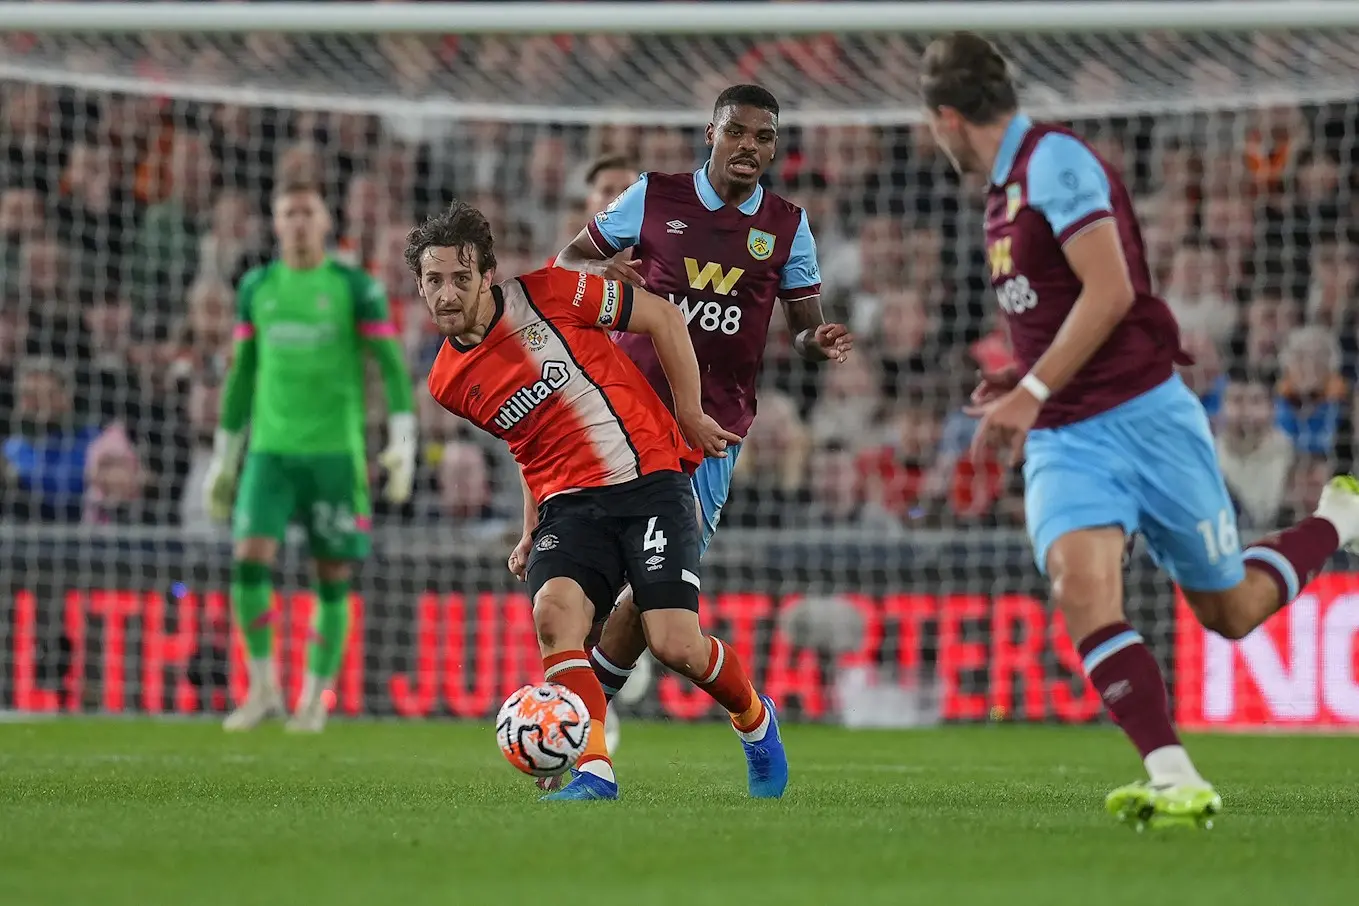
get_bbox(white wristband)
[1019,373,1051,404]
[212,428,247,466]
[388,412,418,446]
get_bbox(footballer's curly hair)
[921,31,1018,125]
[404,200,497,277]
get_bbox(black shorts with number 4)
[526,471,701,619]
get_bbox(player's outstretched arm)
[554,174,647,287]
[624,289,741,457]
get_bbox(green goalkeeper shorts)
[233,451,372,561]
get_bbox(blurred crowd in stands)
[1,7,1357,537]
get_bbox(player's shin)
[542,651,613,782]
[1242,516,1343,621]
[1079,622,1203,786]
[645,609,768,741]
[590,586,645,704]
[695,636,770,741]
[299,578,352,710]
[231,560,277,689]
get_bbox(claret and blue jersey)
[990,114,1246,593]
[586,166,823,550]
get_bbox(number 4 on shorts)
[643,516,667,554]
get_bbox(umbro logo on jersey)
[666,220,688,234]
[645,555,665,570]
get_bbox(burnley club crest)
[747,228,775,261]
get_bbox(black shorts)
[526,471,701,620]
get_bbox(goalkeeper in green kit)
[204,180,416,733]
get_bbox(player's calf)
[1047,528,1207,791]
[637,593,788,797]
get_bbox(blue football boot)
[540,768,620,802]
[741,695,789,799]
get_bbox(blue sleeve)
[779,209,822,293]
[590,174,648,253]
[1027,134,1113,241]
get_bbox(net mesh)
[2,10,1359,729]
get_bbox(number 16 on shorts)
[1196,508,1240,565]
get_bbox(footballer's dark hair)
[713,84,780,121]
[584,154,637,186]
[404,200,497,277]
[921,31,1018,125]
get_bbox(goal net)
[2,2,1357,730]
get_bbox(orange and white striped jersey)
[428,267,702,503]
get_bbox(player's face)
[926,107,979,176]
[418,245,493,339]
[273,190,331,257]
[586,167,638,215]
[707,105,777,190]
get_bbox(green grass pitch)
[2,719,1357,906]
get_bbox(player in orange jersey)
[418,201,790,801]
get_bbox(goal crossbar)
[3,1,1359,35]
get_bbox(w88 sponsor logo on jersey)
[996,275,1038,315]
[669,294,744,335]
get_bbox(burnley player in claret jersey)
[922,32,1359,830]
[556,85,853,752]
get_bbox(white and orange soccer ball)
[495,683,590,777]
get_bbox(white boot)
[1315,475,1359,553]
[286,672,331,733]
[223,657,283,731]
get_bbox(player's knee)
[1184,589,1254,641]
[636,588,705,675]
[1049,567,1123,636]
[531,581,591,651]
[234,537,277,565]
[314,559,351,583]
[1050,569,1106,614]
[646,630,708,676]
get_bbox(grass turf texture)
[2,720,1356,906]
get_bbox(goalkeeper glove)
[203,429,246,524]
[379,412,418,504]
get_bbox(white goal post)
[1,1,1357,730]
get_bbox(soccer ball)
[496,683,590,777]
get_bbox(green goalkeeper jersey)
[222,258,414,455]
